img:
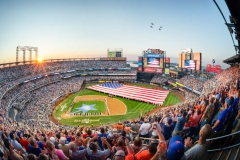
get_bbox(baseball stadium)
[1,0,240,160]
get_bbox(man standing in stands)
[139,119,151,139]
[184,124,213,160]
[130,120,140,142]
[199,97,215,129]
[87,136,111,160]
[212,100,230,137]
[172,111,187,136]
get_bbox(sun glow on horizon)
[38,57,43,63]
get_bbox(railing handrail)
[206,130,240,141]
[207,143,240,152]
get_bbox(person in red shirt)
[82,129,97,139]
[18,132,30,152]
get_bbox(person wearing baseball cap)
[167,135,185,160]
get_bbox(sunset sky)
[0,0,236,68]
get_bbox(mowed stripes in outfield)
[88,83,169,105]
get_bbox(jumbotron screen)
[147,58,160,67]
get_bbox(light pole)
[212,59,215,76]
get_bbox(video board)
[138,48,167,73]
[178,52,201,71]
[184,60,195,69]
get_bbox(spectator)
[87,136,111,160]
[18,132,30,152]
[160,117,175,141]
[68,142,87,160]
[212,100,230,137]
[130,120,140,141]
[139,119,151,139]
[166,135,185,160]
[172,111,187,136]
[10,131,28,156]
[58,137,70,158]
[185,124,213,160]
[46,141,69,160]
[199,97,215,129]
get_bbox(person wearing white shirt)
[139,119,151,138]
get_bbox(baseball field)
[53,83,182,126]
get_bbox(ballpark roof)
[223,0,240,64]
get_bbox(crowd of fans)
[0,59,239,160]
[0,60,131,86]
[177,75,204,92]
[150,75,169,85]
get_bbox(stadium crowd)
[0,58,239,160]
[177,76,204,92]
[0,60,131,86]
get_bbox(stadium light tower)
[16,46,38,64]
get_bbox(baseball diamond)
[52,83,182,126]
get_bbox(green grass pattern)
[53,83,182,126]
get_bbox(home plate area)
[61,95,127,119]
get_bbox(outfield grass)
[71,101,106,113]
[53,83,182,127]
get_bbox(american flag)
[148,58,160,67]
[88,83,169,105]
[184,60,195,69]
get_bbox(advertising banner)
[168,81,177,87]
[144,67,157,72]
[179,54,182,68]
[144,58,148,66]
[165,57,170,63]
[138,57,143,66]
[108,52,116,57]
[179,88,185,92]
[159,58,164,68]
[138,66,142,72]
[144,53,164,58]
[156,68,163,73]
[138,56,143,63]
[176,82,184,87]
[165,68,170,74]
[193,89,201,95]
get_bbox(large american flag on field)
[184,60,195,69]
[88,83,169,105]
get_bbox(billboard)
[144,58,148,66]
[144,67,163,73]
[138,56,143,72]
[138,66,142,72]
[165,57,170,63]
[179,54,182,68]
[147,58,160,67]
[159,58,164,68]
[108,52,115,57]
[138,57,143,66]
[144,54,164,58]
[178,52,201,70]
[165,68,170,74]
[206,64,222,74]
[184,60,195,69]
[116,52,122,57]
